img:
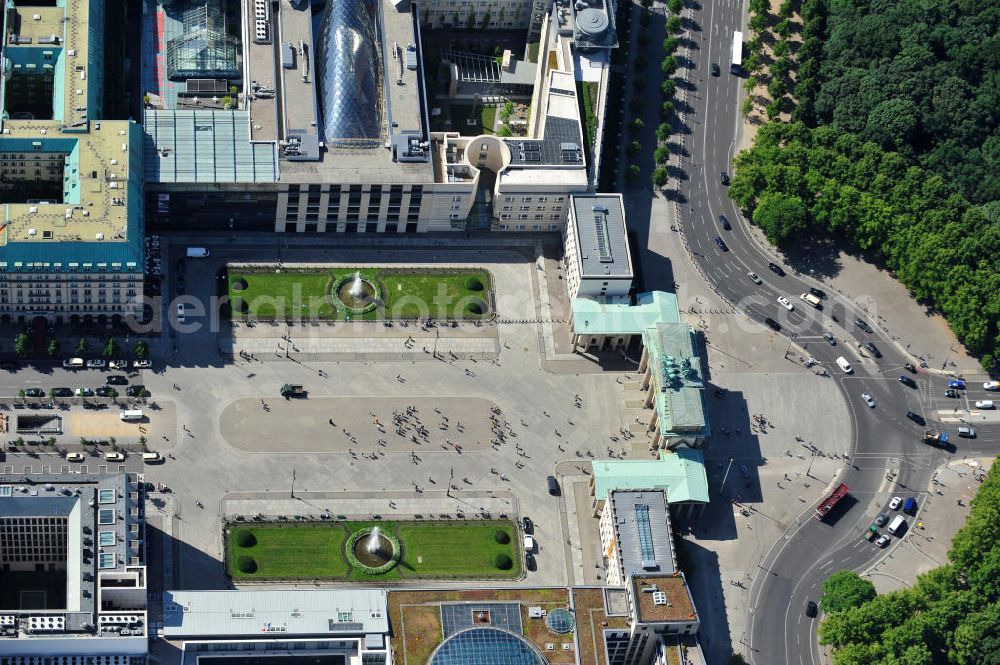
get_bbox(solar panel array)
[440,602,522,637]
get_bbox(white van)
[186,247,210,258]
[887,514,906,535]
[523,535,535,553]
[62,357,84,369]
[974,400,994,409]
[142,452,162,463]
[119,409,143,422]
[836,357,853,374]
[799,292,822,308]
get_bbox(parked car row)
[63,358,150,370]
[868,497,917,547]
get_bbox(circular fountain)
[346,526,400,574]
[331,271,380,315]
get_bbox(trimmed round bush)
[235,530,257,548]
[466,299,486,316]
[494,553,513,570]
[494,529,510,544]
[236,556,258,574]
[465,275,484,291]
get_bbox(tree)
[744,53,764,73]
[106,388,119,401]
[773,39,790,58]
[627,140,642,156]
[748,0,768,16]
[665,16,682,33]
[766,97,783,119]
[103,338,120,359]
[132,340,149,359]
[660,101,675,121]
[638,9,651,26]
[774,18,792,38]
[748,12,768,33]
[14,333,29,358]
[656,123,671,141]
[821,571,876,614]
[652,167,669,187]
[741,96,754,117]
[640,0,652,8]
[751,190,808,244]
[661,57,678,76]
[76,338,89,356]
[654,146,669,164]
[662,37,680,54]
[744,76,758,94]
[660,80,676,98]
[625,165,642,181]
[47,338,58,357]
[630,117,644,132]
[667,0,683,13]
[777,0,793,19]
[497,125,513,137]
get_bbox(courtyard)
[226,519,520,581]
[227,266,492,320]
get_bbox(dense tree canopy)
[804,0,1000,204]
[818,458,1000,665]
[821,571,876,614]
[728,122,1000,368]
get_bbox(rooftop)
[591,448,710,504]
[629,575,698,625]
[645,322,708,434]
[0,472,146,646]
[570,587,629,665]
[162,588,389,638]
[607,489,676,578]
[572,291,678,336]
[570,194,632,279]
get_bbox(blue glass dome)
[430,628,547,665]
[315,0,383,145]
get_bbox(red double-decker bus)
[814,483,849,520]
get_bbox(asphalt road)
[661,1,1000,663]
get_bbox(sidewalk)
[863,457,992,593]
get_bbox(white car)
[777,296,794,311]
[747,271,762,285]
[889,496,902,511]
[132,360,152,369]
[876,534,890,548]
[861,392,875,408]
[176,303,186,324]
[109,360,128,370]
[86,359,106,369]
[66,452,85,462]
[74,387,95,397]
[974,400,994,409]
[958,426,976,438]
[984,381,1000,391]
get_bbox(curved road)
[661,1,1000,664]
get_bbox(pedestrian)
[328,418,334,426]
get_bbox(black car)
[718,215,732,230]
[522,516,534,534]
[945,388,958,398]
[808,287,827,299]
[0,361,18,371]
[525,553,537,572]
[767,262,785,276]
[904,363,916,373]
[125,385,147,397]
[710,63,721,76]
[24,388,45,398]
[720,172,730,185]
[854,318,874,333]
[899,375,917,388]
[95,386,115,397]
[105,375,128,385]
[864,342,882,358]
[906,410,926,425]
[874,512,889,527]
[764,317,781,331]
[805,601,818,618]
[714,236,729,252]
[51,387,73,397]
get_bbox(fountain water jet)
[366,526,381,554]
[349,271,365,300]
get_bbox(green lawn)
[229,524,348,579]
[480,106,497,134]
[227,520,519,581]
[395,522,520,579]
[228,268,491,320]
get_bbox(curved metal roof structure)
[315,0,384,146]
[429,628,547,665]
